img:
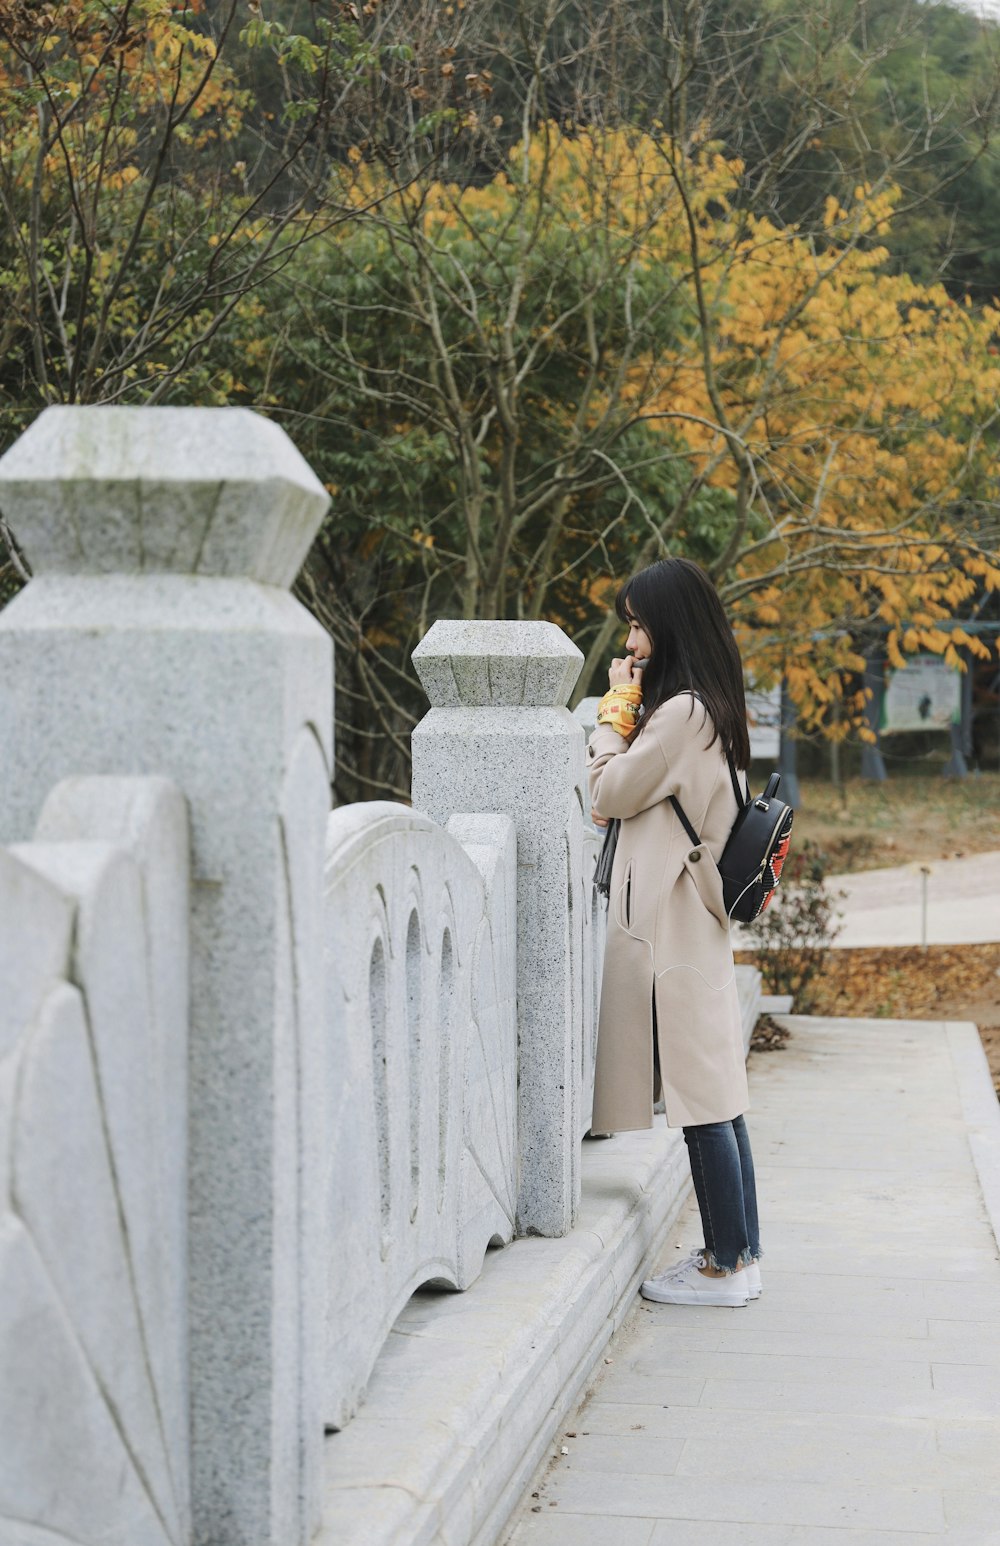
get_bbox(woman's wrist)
[596,683,642,736]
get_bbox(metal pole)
[920,865,930,951]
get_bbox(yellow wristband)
[599,686,641,708]
[597,689,641,735]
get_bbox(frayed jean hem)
[701,1246,763,1274]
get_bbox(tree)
[275,125,734,796]
[262,0,1000,799]
[0,0,458,423]
[246,121,1000,799]
[0,0,434,598]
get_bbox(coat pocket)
[620,856,635,929]
[681,843,729,929]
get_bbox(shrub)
[747,841,845,1011]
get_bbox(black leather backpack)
[670,758,794,924]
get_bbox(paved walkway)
[823,852,1000,948]
[504,1015,1000,1545]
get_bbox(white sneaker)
[641,1251,749,1307]
[745,1261,762,1300]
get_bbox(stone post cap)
[412,619,583,707]
[0,405,329,587]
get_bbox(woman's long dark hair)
[616,557,751,769]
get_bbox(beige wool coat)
[587,691,749,1132]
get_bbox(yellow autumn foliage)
[334,123,998,729]
[0,0,246,191]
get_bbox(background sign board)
[881,654,961,734]
[746,681,781,760]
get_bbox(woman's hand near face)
[608,655,641,687]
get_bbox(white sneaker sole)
[640,1279,749,1307]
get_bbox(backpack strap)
[727,753,750,808]
[668,794,701,848]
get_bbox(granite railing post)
[411,620,586,1237]
[0,406,333,1546]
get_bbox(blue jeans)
[683,1116,761,1273]
[653,1006,761,1273]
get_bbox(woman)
[587,556,761,1308]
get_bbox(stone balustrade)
[0,406,616,1546]
[324,804,518,1430]
[0,775,191,1546]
